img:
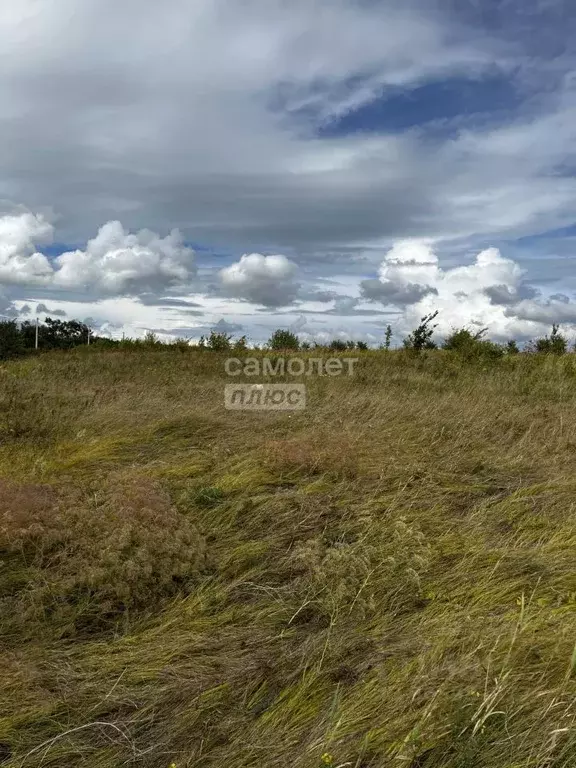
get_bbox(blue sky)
[314,72,522,137]
[1,0,576,343]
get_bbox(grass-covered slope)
[1,348,576,767]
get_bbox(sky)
[1,0,576,345]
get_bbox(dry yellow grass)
[1,347,576,766]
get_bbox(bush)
[207,331,232,351]
[143,330,161,346]
[233,335,249,351]
[90,337,120,349]
[529,324,568,355]
[267,329,300,350]
[442,327,504,361]
[506,340,520,354]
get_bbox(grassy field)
[2,347,576,767]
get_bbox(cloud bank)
[0,211,196,296]
[1,207,576,345]
[361,240,572,341]
[2,0,576,255]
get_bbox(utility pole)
[35,318,39,350]
[87,328,91,346]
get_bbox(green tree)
[143,331,161,346]
[0,320,25,360]
[233,335,249,351]
[267,329,300,350]
[41,318,91,349]
[506,340,520,355]
[534,324,567,355]
[384,324,392,349]
[207,331,232,351]
[403,311,439,351]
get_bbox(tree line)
[0,314,573,361]
[0,318,93,360]
[195,320,572,358]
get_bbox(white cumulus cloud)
[0,211,197,296]
[54,221,196,295]
[362,239,573,341]
[0,210,54,285]
[219,253,299,307]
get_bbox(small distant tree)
[330,339,348,352]
[384,325,393,350]
[534,324,567,355]
[20,321,37,349]
[0,320,25,360]
[91,336,120,349]
[172,337,191,352]
[443,327,483,352]
[506,340,520,355]
[143,331,161,346]
[356,341,368,351]
[443,327,504,361]
[300,341,311,350]
[267,329,300,351]
[207,330,232,351]
[403,311,439,351]
[233,335,249,351]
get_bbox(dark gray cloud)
[484,283,539,306]
[360,278,438,306]
[36,303,66,317]
[139,296,202,308]
[505,299,576,325]
[299,289,340,303]
[165,307,205,316]
[3,0,576,262]
[549,292,571,303]
[212,318,244,334]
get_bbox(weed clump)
[0,475,206,637]
[264,434,359,479]
[287,518,431,624]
